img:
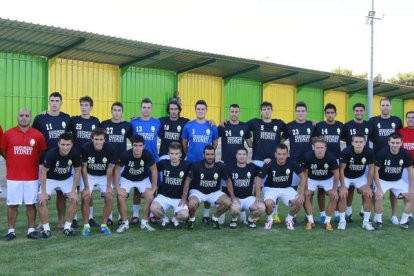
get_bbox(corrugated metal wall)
[373,95,382,116]
[121,67,177,120]
[324,90,347,123]
[178,73,223,123]
[0,52,47,130]
[391,97,404,122]
[263,83,295,122]
[296,86,324,122]
[347,93,368,121]
[223,78,261,121]
[48,58,119,120]
[404,100,414,126]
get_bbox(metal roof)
[1,17,413,99]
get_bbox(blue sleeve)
[182,123,190,139]
[211,125,219,141]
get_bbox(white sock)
[212,215,219,221]
[273,204,279,214]
[325,216,332,223]
[334,211,339,217]
[401,213,410,224]
[27,228,35,234]
[118,213,121,220]
[375,213,383,223]
[203,208,210,217]
[286,214,294,222]
[320,211,326,217]
[141,219,148,225]
[363,212,371,223]
[267,214,273,221]
[360,206,364,213]
[240,211,246,221]
[219,213,225,224]
[231,216,238,222]
[346,206,352,216]
[74,213,78,221]
[43,223,51,232]
[8,228,15,234]
[64,221,72,230]
[84,223,90,228]
[133,204,140,217]
[108,212,113,220]
[307,215,314,223]
[89,207,94,219]
[123,220,129,226]
[189,217,196,222]
[339,212,346,223]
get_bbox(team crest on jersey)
[365,128,369,134]
[56,161,60,167]
[68,160,72,166]
[247,172,251,179]
[200,173,204,179]
[307,128,311,134]
[29,139,35,147]
[391,122,396,129]
[179,171,184,178]
[102,157,107,164]
[213,173,218,180]
[62,121,66,129]
[324,163,329,169]
[121,128,125,135]
[140,160,144,167]
[399,159,404,166]
[177,125,182,132]
[273,126,278,132]
[92,124,96,130]
[337,128,341,135]
[240,130,244,137]
[350,157,354,163]
[151,126,155,132]
[377,123,381,129]
[286,169,291,176]
[362,158,366,164]
[206,129,211,135]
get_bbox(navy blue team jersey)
[218,121,252,166]
[100,119,132,160]
[282,120,314,162]
[375,147,413,182]
[303,151,339,181]
[81,142,115,176]
[130,117,161,162]
[67,116,100,151]
[369,116,403,155]
[258,158,303,188]
[227,163,260,198]
[313,121,343,159]
[158,117,189,157]
[117,149,155,182]
[247,118,285,161]
[341,120,373,147]
[43,147,81,181]
[340,146,375,179]
[188,161,229,194]
[157,159,191,199]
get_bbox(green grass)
[0,192,413,275]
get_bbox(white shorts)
[120,177,151,194]
[375,179,409,197]
[253,160,267,186]
[45,177,74,196]
[263,187,297,207]
[7,180,38,205]
[343,175,368,189]
[402,168,414,188]
[239,196,256,211]
[308,177,336,192]
[153,194,188,213]
[189,189,225,206]
[292,172,300,187]
[80,174,112,194]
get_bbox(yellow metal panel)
[263,83,295,122]
[48,58,120,120]
[178,73,223,124]
[404,100,414,126]
[324,90,347,123]
[373,95,382,116]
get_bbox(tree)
[331,67,382,81]
[387,72,414,86]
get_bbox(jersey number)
[76,123,82,130]
[292,129,299,135]
[321,129,328,135]
[88,157,95,163]
[106,127,113,134]
[384,160,391,166]
[311,164,317,169]
[225,130,232,137]
[45,123,53,130]
[232,173,238,179]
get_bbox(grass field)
[1,192,413,275]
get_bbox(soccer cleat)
[400,222,409,229]
[100,225,112,235]
[286,220,294,230]
[40,230,52,239]
[117,219,122,226]
[116,223,129,233]
[246,218,257,229]
[106,219,113,226]
[212,218,221,229]
[130,216,140,225]
[319,216,326,224]
[81,226,91,237]
[409,216,413,223]
[161,221,169,230]
[362,222,375,231]
[141,222,155,232]
[305,222,315,230]
[292,216,297,224]
[345,214,353,223]
[3,232,16,241]
[27,231,41,240]
[264,220,273,230]
[71,219,78,229]
[390,216,399,225]
[202,216,210,224]
[241,219,249,225]
[372,221,383,230]
[273,214,281,224]
[324,223,334,231]
[229,219,238,229]
[88,218,99,227]
[187,219,195,231]
[63,228,75,237]
[337,221,346,230]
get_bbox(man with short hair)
[33,92,71,228]
[80,127,115,236]
[369,97,403,225]
[303,137,339,231]
[38,132,81,238]
[182,145,235,230]
[114,135,158,232]
[372,132,414,230]
[150,142,192,229]
[1,109,47,241]
[258,144,306,230]
[227,147,264,229]
[339,134,376,231]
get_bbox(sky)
[1,0,413,79]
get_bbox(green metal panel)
[120,67,177,120]
[391,97,404,120]
[223,78,261,121]
[347,92,368,121]
[0,52,47,130]
[296,86,324,122]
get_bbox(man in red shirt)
[0,109,47,241]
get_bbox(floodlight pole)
[367,0,375,118]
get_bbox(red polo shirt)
[399,127,414,161]
[0,126,47,181]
